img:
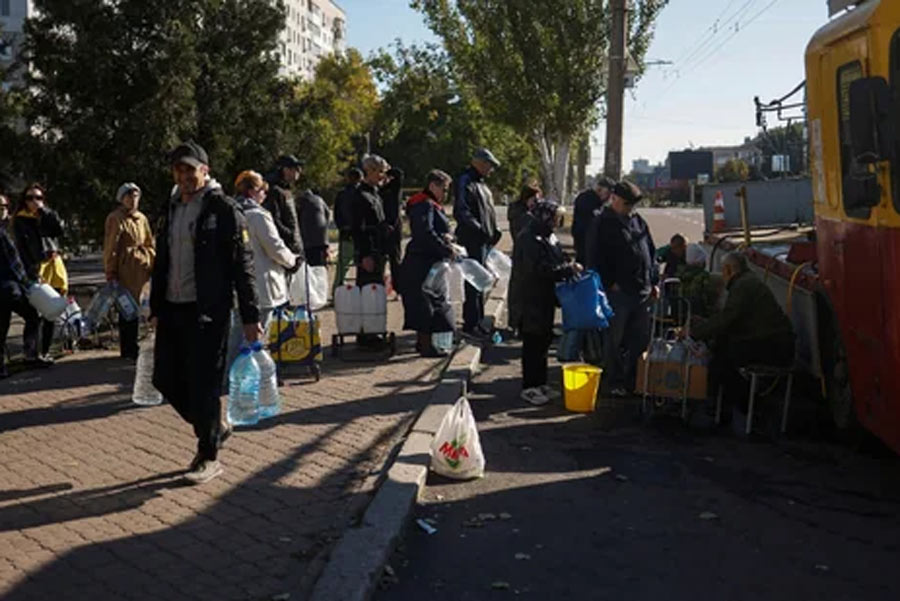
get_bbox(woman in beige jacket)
[103,182,155,359]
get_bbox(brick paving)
[0,299,447,601]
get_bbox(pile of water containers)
[648,337,710,366]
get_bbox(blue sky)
[341,0,826,173]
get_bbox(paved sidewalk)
[378,342,900,601]
[0,300,447,601]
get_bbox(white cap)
[116,182,141,203]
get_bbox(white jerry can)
[360,283,388,334]
[334,284,362,335]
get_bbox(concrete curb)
[309,275,508,601]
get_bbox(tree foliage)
[369,41,536,195]
[411,0,668,201]
[755,123,805,177]
[717,158,750,183]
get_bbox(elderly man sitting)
[689,252,794,408]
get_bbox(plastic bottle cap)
[251,341,264,352]
[239,346,253,355]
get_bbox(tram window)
[891,29,900,213]
[837,61,872,218]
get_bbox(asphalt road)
[375,342,900,601]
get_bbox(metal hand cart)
[271,268,323,382]
[331,281,397,360]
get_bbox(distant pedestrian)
[297,188,331,267]
[572,176,615,265]
[103,183,156,359]
[0,193,44,377]
[351,154,391,287]
[454,148,502,338]
[332,167,362,294]
[264,154,305,257]
[512,201,580,406]
[399,169,458,358]
[13,183,66,364]
[381,167,405,293]
[507,182,542,333]
[587,180,659,397]
[150,141,261,485]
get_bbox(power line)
[677,0,759,72]
[672,0,745,67]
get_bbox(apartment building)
[0,0,34,68]
[278,0,347,79]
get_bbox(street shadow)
[0,391,137,434]
[0,483,74,503]
[0,355,133,396]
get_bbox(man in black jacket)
[352,154,390,287]
[586,180,659,397]
[150,141,261,485]
[571,176,614,264]
[297,188,331,267]
[454,148,502,336]
[333,167,362,293]
[381,167,405,293]
[263,154,304,256]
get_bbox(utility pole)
[604,0,628,179]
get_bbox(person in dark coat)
[263,154,305,257]
[572,176,614,264]
[454,148,502,338]
[400,170,458,358]
[0,193,45,377]
[352,154,391,287]
[12,183,66,363]
[297,188,331,267]
[333,168,362,294]
[506,182,541,334]
[512,201,580,406]
[656,233,686,279]
[381,167,405,293]
[149,141,261,485]
[586,180,659,397]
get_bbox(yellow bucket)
[563,364,602,413]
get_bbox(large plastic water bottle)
[432,331,454,353]
[254,341,281,419]
[132,333,163,406]
[456,258,496,292]
[422,261,451,296]
[228,346,260,426]
[485,248,512,280]
[84,284,116,333]
[115,287,140,322]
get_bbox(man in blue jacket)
[587,180,659,397]
[454,148,502,337]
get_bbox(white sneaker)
[521,388,549,406]
[540,385,561,401]
[184,459,223,484]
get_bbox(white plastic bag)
[430,397,486,480]
[288,264,328,310]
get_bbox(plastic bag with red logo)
[430,397,486,480]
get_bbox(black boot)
[40,319,55,362]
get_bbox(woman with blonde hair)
[103,182,155,359]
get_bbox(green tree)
[755,122,805,177]
[13,0,288,245]
[411,0,668,202]
[717,158,750,183]
[370,41,536,195]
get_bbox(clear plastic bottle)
[115,287,140,322]
[422,261,451,297]
[432,331,454,353]
[132,333,163,406]
[456,258,496,292]
[485,248,512,280]
[253,341,281,419]
[227,346,260,426]
[84,284,116,333]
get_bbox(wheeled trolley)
[270,268,323,382]
[331,282,397,359]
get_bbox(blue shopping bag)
[555,270,612,331]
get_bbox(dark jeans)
[119,316,139,359]
[522,332,553,389]
[386,229,402,292]
[153,302,229,461]
[304,245,328,267]
[41,319,54,356]
[463,244,488,331]
[0,281,40,362]
[709,334,795,411]
[602,291,652,392]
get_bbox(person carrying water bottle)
[12,183,66,364]
[0,194,44,377]
[103,182,155,360]
[399,169,459,358]
[150,141,262,485]
[512,201,582,406]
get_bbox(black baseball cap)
[613,180,643,205]
[596,176,616,190]
[276,154,304,169]
[170,141,209,168]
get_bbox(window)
[891,28,900,212]
[0,0,9,17]
[836,60,871,218]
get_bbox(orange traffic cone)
[712,191,726,233]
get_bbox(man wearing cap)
[587,180,659,397]
[454,148,502,337]
[264,154,305,257]
[571,176,615,265]
[103,182,155,359]
[150,140,262,484]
